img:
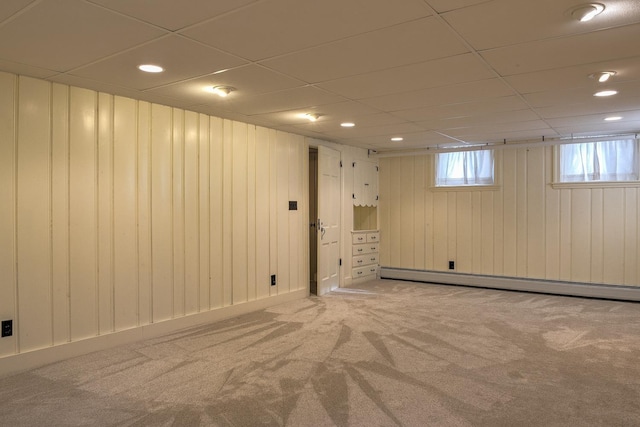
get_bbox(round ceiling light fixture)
[340,122,355,128]
[391,137,404,142]
[205,85,236,97]
[604,116,622,121]
[594,90,618,97]
[589,71,616,82]
[301,113,321,122]
[138,64,164,73]
[570,3,605,21]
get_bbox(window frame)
[552,139,640,189]
[430,149,501,192]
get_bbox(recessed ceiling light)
[571,3,605,21]
[589,71,616,83]
[301,113,321,122]
[341,122,355,128]
[391,137,404,142]
[594,90,617,97]
[204,85,236,97]
[138,64,164,73]
[604,116,622,121]
[212,69,229,75]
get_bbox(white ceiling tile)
[0,0,35,22]
[505,56,640,94]
[87,0,258,31]
[260,17,468,83]
[0,0,166,71]
[537,97,640,119]
[481,23,640,76]
[442,128,558,144]
[523,79,640,108]
[416,109,542,131]
[547,111,640,128]
[0,59,58,79]
[320,122,426,140]
[252,104,390,128]
[147,65,305,106]
[181,0,432,61]
[425,0,493,13]
[391,96,531,122]
[218,86,345,116]
[70,36,247,90]
[317,53,495,99]
[554,121,640,137]
[443,0,640,50]
[362,78,515,112]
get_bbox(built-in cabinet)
[351,231,379,280]
[353,160,378,207]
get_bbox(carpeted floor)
[1,279,639,426]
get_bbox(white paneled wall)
[0,73,309,358]
[380,148,640,288]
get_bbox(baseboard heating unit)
[380,267,640,302]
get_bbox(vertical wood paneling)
[17,76,52,351]
[571,189,591,282]
[233,121,249,303]
[471,192,482,273]
[413,157,426,270]
[209,117,223,308]
[389,158,402,267]
[544,146,560,280]
[432,192,447,271]
[276,132,290,294]
[113,96,138,331]
[624,189,637,285]
[379,158,391,266]
[526,147,545,279]
[301,138,309,292]
[590,189,604,283]
[171,109,185,317]
[269,129,278,296]
[447,193,457,269]
[502,149,517,276]
[247,125,257,299]
[255,127,270,298]
[0,72,17,356]
[51,83,70,345]
[150,104,173,322]
[456,192,472,273]
[222,120,234,305]
[399,158,414,268]
[184,111,199,314]
[515,150,527,277]
[137,102,152,326]
[424,159,434,271]
[288,135,301,291]
[480,192,494,275]
[493,158,504,276]
[603,189,624,284]
[199,114,210,310]
[69,87,97,341]
[559,189,572,281]
[97,93,114,334]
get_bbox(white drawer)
[353,265,378,279]
[352,243,378,256]
[366,232,379,243]
[352,233,367,244]
[353,253,378,267]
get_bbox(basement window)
[435,149,495,188]
[554,138,640,188]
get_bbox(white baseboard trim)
[380,268,640,302]
[0,289,308,378]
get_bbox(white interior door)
[317,146,341,296]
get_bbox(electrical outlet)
[271,275,276,286]
[1,320,12,337]
[448,261,455,270]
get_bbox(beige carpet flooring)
[1,279,639,426]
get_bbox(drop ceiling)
[1,0,639,152]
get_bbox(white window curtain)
[559,139,639,182]
[436,150,494,186]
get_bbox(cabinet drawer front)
[352,233,367,244]
[352,266,375,279]
[366,232,379,243]
[353,254,376,267]
[352,244,375,255]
